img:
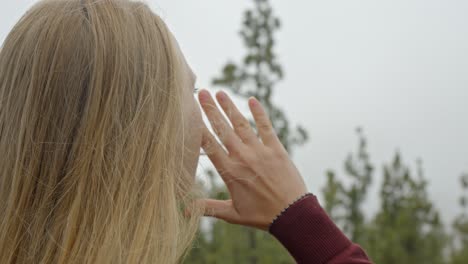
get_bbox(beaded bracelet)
[268,192,314,231]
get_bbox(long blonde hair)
[0,0,204,263]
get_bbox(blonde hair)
[0,0,204,263]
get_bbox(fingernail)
[217,91,226,102]
[248,97,257,107]
[199,90,209,103]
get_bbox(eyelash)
[193,87,200,94]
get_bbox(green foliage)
[184,0,467,262]
[365,156,446,264]
[451,173,468,264]
[185,0,305,263]
[322,130,447,264]
[212,0,307,153]
[322,128,373,244]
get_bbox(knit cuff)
[269,195,352,264]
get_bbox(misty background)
[1,0,467,227]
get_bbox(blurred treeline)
[185,0,468,263]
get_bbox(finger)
[201,124,232,182]
[196,199,239,223]
[215,91,259,146]
[199,89,244,155]
[248,97,282,148]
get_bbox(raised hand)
[194,89,308,231]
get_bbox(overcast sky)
[1,0,467,225]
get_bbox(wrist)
[268,192,313,232]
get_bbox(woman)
[0,0,371,263]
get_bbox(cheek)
[193,105,203,145]
[183,99,203,177]
[187,96,203,144]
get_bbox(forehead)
[168,30,196,82]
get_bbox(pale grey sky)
[1,0,467,225]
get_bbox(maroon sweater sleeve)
[269,194,372,264]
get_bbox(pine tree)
[322,128,373,244]
[322,130,446,263]
[365,156,446,264]
[186,0,307,263]
[451,173,468,263]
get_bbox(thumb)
[196,199,239,223]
